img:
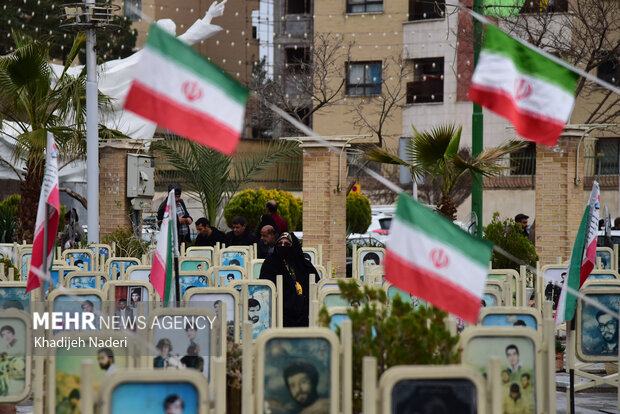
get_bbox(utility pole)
[472,0,484,237]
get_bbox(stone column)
[534,126,595,266]
[296,137,364,278]
[99,140,149,238]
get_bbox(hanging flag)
[123,24,249,155]
[26,134,60,293]
[556,181,600,325]
[151,190,178,306]
[468,25,579,147]
[384,194,493,323]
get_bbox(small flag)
[150,190,177,305]
[26,134,60,293]
[384,194,493,323]
[556,181,600,325]
[124,24,249,155]
[469,25,578,147]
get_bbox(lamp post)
[59,1,120,243]
[471,0,484,237]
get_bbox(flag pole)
[40,203,49,300]
[471,0,484,237]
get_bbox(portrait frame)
[255,328,340,414]
[183,287,240,342]
[105,257,141,281]
[486,279,509,306]
[0,310,32,403]
[145,307,218,380]
[487,268,523,307]
[250,259,264,280]
[576,282,620,362]
[587,269,620,281]
[63,271,110,290]
[326,307,350,333]
[479,307,541,330]
[178,270,213,298]
[185,246,214,263]
[179,258,211,273]
[213,265,245,287]
[98,369,209,414]
[103,280,155,319]
[229,279,276,340]
[595,247,615,270]
[355,247,385,281]
[318,278,362,292]
[219,246,251,268]
[124,265,152,282]
[302,247,318,266]
[482,288,502,308]
[319,287,352,309]
[382,282,422,308]
[46,330,136,414]
[0,282,31,313]
[17,247,32,281]
[379,365,486,414]
[48,289,106,335]
[61,249,94,271]
[0,243,16,263]
[46,265,81,295]
[460,327,543,414]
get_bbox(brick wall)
[535,127,595,265]
[302,145,347,278]
[99,141,145,238]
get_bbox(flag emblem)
[430,248,449,269]
[514,78,532,100]
[182,80,203,102]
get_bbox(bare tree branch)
[59,187,87,209]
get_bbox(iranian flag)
[469,25,579,147]
[26,134,60,293]
[151,190,177,306]
[384,194,493,323]
[124,24,248,155]
[556,181,600,325]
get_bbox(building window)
[408,0,445,20]
[598,57,620,86]
[594,139,620,175]
[520,0,568,13]
[407,58,443,104]
[346,61,382,96]
[285,47,310,73]
[347,0,383,14]
[510,142,536,175]
[124,0,141,21]
[287,0,311,14]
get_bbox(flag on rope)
[26,134,60,293]
[383,194,493,323]
[123,24,249,155]
[150,189,178,306]
[556,181,600,325]
[468,25,579,147]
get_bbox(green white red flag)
[26,134,60,293]
[124,24,249,155]
[469,25,579,146]
[151,190,177,305]
[384,194,493,323]
[556,181,600,325]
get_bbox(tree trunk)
[16,156,44,243]
[436,194,457,221]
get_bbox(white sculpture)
[49,0,228,139]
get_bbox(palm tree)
[0,32,117,242]
[366,124,525,220]
[153,135,301,226]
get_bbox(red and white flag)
[26,134,60,293]
[150,189,177,305]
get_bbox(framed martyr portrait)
[0,310,31,403]
[0,282,31,313]
[379,365,486,414]
[255,328,340,414]
[184,287,240,342]
[230,279,276,339]
[577,281,620,362]
[185,246,214,263]
[356,247,385,281]
[99,370,209,414]
[106,257,141,281]
[460,327,542,414]
[48,289,106,334]
[62,249,94,272]
[479,307,541,331]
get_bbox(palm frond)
[365,146,409,166]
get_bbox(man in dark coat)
[194,217,226,247]
[259,232,319,327]
[157,183,193,246]
[225,216,257,246]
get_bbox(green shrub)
[483,212,538,271]
[319,280,460,414]
[346,192,371,234]
[223,189,302,232]
[57,205,67,235]
[102,229,150,258]
[0,258,19,280]
[0,195,20,243]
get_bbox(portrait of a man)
[283,359,329,413]
[98,348,116,375]
[586,311,619,355]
